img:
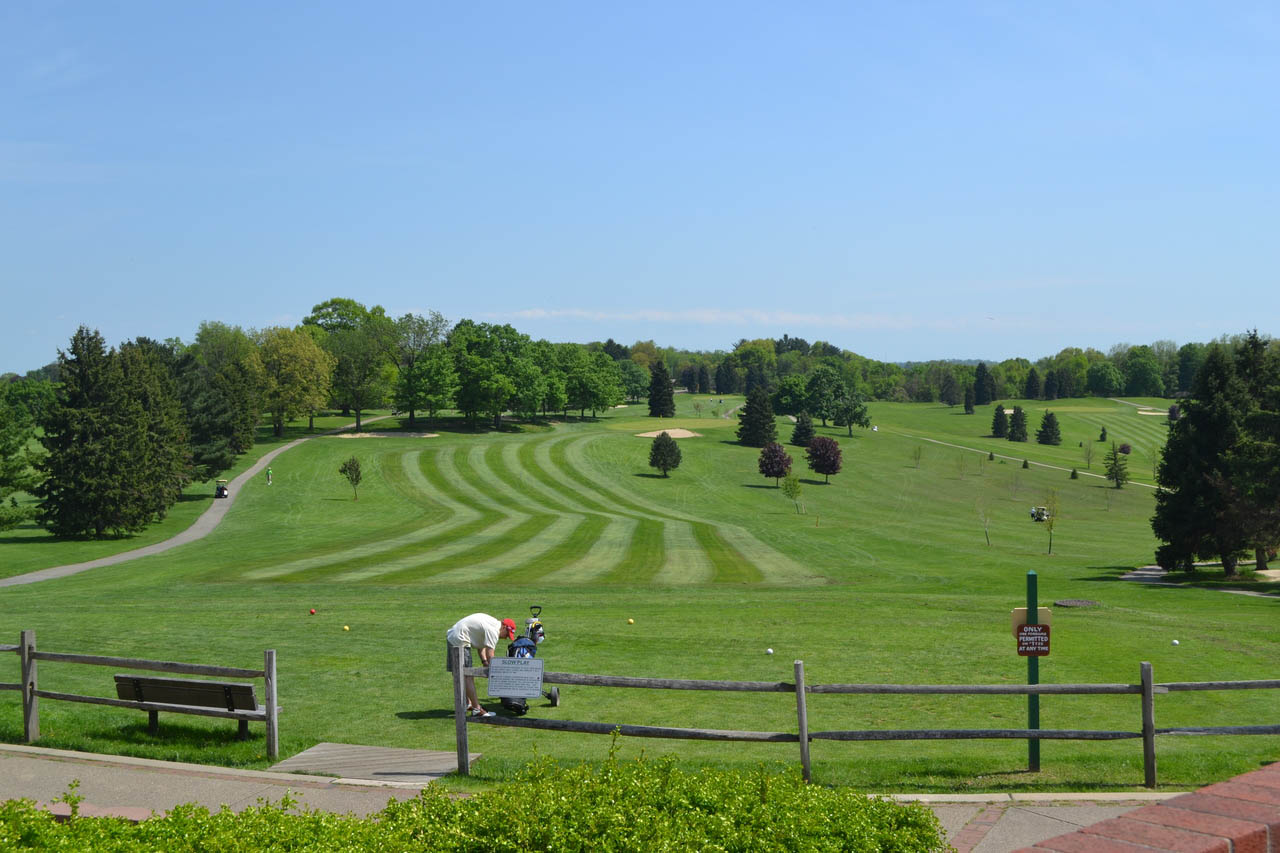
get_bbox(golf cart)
[1029,506,1050,522]
[215,479,229,499]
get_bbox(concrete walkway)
[0,415,391,589]
[0,743,1185,850]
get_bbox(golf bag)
[498,606,558,714]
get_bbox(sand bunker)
[635,428,701,438]
[1137,411,1169,416]
[332,432,440,439]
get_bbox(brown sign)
[1017,624,1050,656]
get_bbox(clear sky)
[3,2,1277,374]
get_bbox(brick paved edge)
[1015,762,1280,852]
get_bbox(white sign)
[488,657,545,698]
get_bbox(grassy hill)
[1,396,1277,792]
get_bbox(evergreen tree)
[1036,410,1062,445]
[679,364,699,393]
[758,442,792,485]
[697,364,711,394]
[35,328,155,537]
[991,404,1008,438]
[1043,371,1058,400]
[805,435,843,483]
[791,411,815,447]
[939,371,960,406]
[648,431,682,477]
[974,362,994,406]
[1105,441,1129,490]
[118,340,193,521]
[736,387,777,447]
[1007,406,1028,442]
[963,384,975,414]
[1024,368,1042,400]
[1152,345,1251,575]
[714,360,739,394]
[647,361,675,417]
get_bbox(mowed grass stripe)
[540,514,638,584]
[598,518,666,583]
[568,434,821,585]
[692,524,763,584]
[339,513,544,582]
[496,442,582,515]
[528,436,617,515]
[652,521,715,584]
[424,513,586,585]
[484,514,613,584]
[240,449,474,580]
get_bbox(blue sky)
[3,1,1277,373]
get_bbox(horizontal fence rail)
[451,655,1280,786]
[5,630,279,758]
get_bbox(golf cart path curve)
[0,416,392,588]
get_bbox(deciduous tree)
[258,326,335,437]
[339,456,362,500]
[831,385,870,437]
[758,442,792,485]
[806,435,842,483]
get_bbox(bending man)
[446,612,517,717]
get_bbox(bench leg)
[238,720,249,741]
[148,710,158,735]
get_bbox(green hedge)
[0,755,947,851]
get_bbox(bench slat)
[113,675,258,711]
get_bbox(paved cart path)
[0,416,391,588]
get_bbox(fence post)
[264,649,279,760]
[1141,661,1156,788]
[20,630,38,742]
[453,645,470,775]
[794,660,811,782]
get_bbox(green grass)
[1,397,1277,793]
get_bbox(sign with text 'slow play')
[1017,624,1050,656]
[487,657,545,698]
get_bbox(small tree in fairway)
[758,442,792,485]
[737,387,777,447]
[1008,406,1028,442]
[1036,411,1062,445]
[991,404,1008,438]
[339,456,363,500]
[791,411,814,447]
[806,436,843,484]
[649,431,682,477]
[1104,442,1128,489]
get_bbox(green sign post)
[1026,570,1040,772]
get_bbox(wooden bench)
[113,674,267,740]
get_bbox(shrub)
[1022,459,1029,469]
[1070,468,1079,479]
[1118,443,1132,455]
[0,756,948,851]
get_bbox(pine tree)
[1105,441,1129,490]
[118,339,193,521]
[758,442,792,485]
[737,386,777,447]
[963,384,975,414]
[1043,371,1058,400]
[35,327,154,537]
[697,364,711,394]
[1024,368,1042,400]
[648,431,682,477]
[974,362,993,406]
[1152,345,1252,575]
[791,411,815,447]
[991,404,1008,438]
[1036,410,1062,445]
[647,361,675,417]
[714,361,739,394]
[806,435,843,483]
[940,371,960,406]
[1008,406,1028,442]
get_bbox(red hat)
[501,618,518,638]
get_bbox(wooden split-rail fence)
[2,630,280,759]
[451,647,1280,786]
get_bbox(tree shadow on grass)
[742,484,779,489]
[633,473,668,479]
[798,478,830,486]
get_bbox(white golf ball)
[1171,640,1179,646]
[766,648,774,654]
